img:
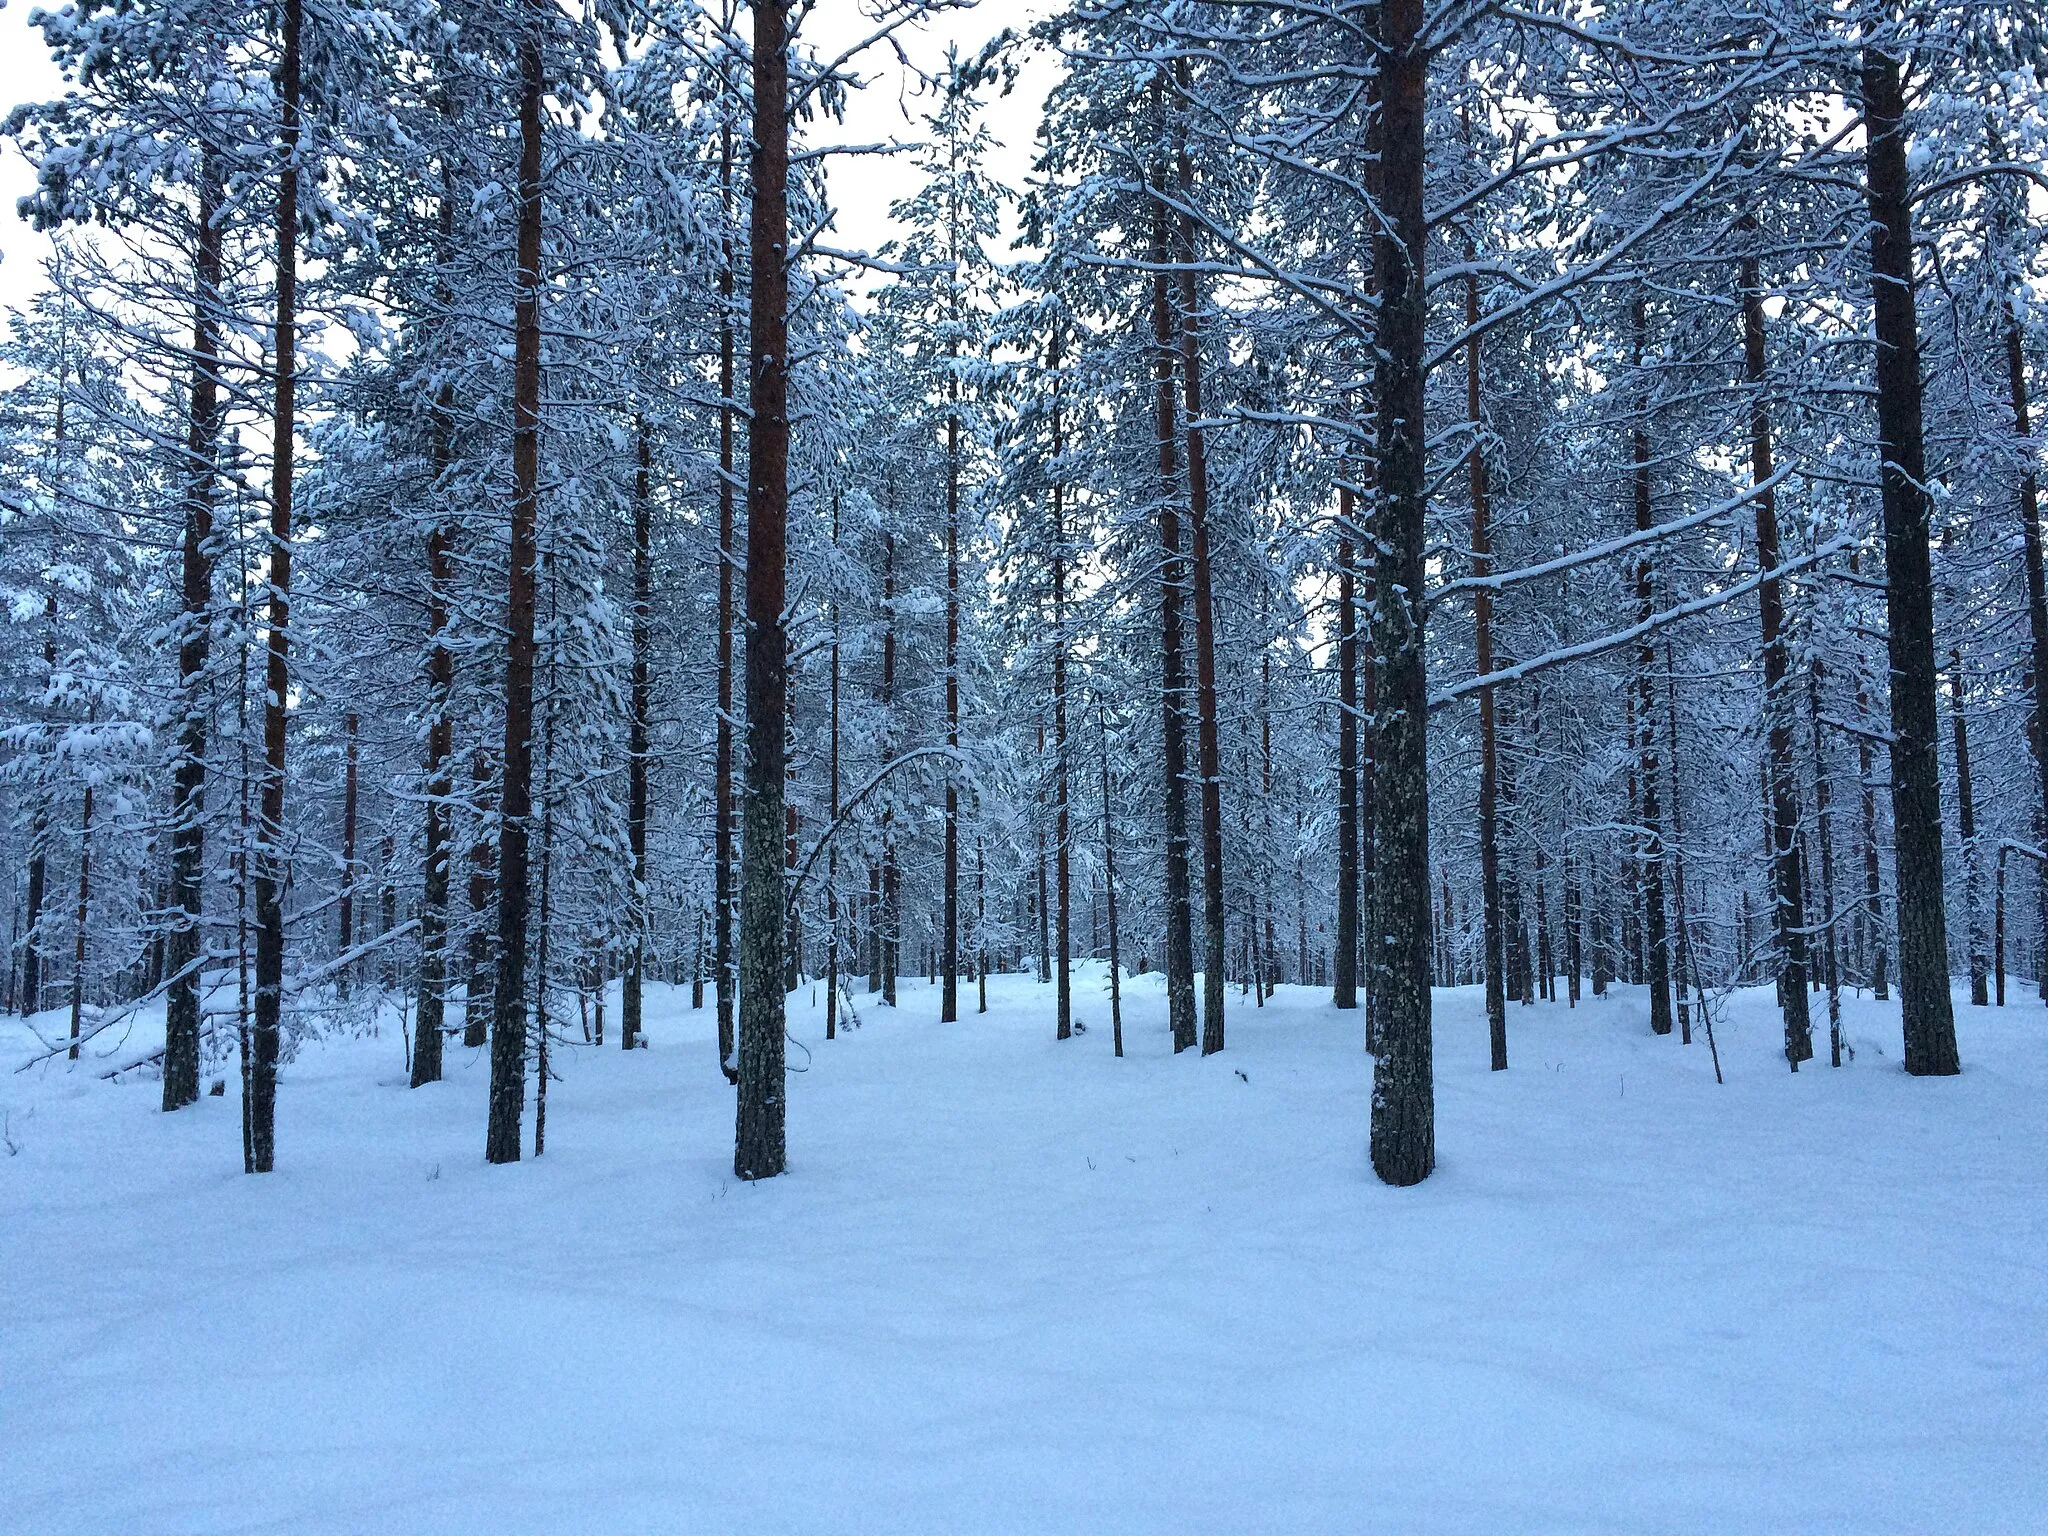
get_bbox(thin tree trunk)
[941,251,962,1025]
[1632,293,1674,1038]
[622,419,653,1048]
[164,149,221,1106]
[1810,665,1845,1064]
[249,0,302,1173]
[1174,129,1226,1056]
[68,778,93,1061]
[975,835,988,1015]
[1100,706,1124,1058]
[1035,727,1051,984]
[485,3,545,1165]
[1856,657,1889,999]
[1949,651,1987,1005]
[411,189,457,1086]
[881,530,898,1008]
[1336,498,1360,1014]
[1368,0,1433,1186]
[1739,257,1811,1065]
[1051,328,1072,1041]
[714,118,739,1083]
[2003,296,2048,1005]
[1149,163,1197,1055]
[462,748,495,1047]
[1998,290,2048,1011]
[735,0,790,1179]
[1469,263,1506,1067]
[827,494,841,1040]
[1862,43,1958,1075]
[1665,641,1696,1044]
[337,711,358,998]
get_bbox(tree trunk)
[1367,0,1433,1186]
[1739,257,1811,1064]
[1051,329,1072,1041]
[1336,503,1360,1014]
[827,494,841,1040]
[1862,45,1958,1075]
[1949,651,1987,1005]
[68,778,93,1061]
[463,748,495,1047]
[1632,293,1674,1038]
[1665,641,1696,1044]
[411,175,457,1087]
[881,529,898,1008]
[941,272,962,1025]
[337,711,358,998]
[1810,665,1845,1063]
[1469,265,1506,1067]
[249,0,302,1173]
[735,0,790,1179]
[164,150,221,1107]
[1175,135,1227,1056]
[1100,706,1124,1058]
[486,4,545,1164]
[1148,170,1197,1054]
[2004,296,2048,1004]
[715,120,739,1083]
[623,418,652,1049]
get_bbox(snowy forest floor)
[3,968,2043,1534]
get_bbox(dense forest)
[2,0,2044,1189]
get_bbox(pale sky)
[0,1,1056,321]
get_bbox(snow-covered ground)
[3,968,2042,1533]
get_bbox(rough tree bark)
[1367,0,1433,1186]
[715,118,739,1083]
[1861,44,1958,1075]
[734,0,790,1179]
[1051,327,1073,1041]
[164,148,221,1108]
[1148,160,1197,1055]
[1175,108,1227,1056]
[1739,256,1810,1065]
[485,1,545,1164]
[249,0,302,1173]
[1469,262,1506,1068]
[2003,288,2048,1003]
[623,418,652,1049]
[1632,293,1674,1039]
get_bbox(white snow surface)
[3,970,2043,1533]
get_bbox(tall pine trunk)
[1367,0,1434,1186]
[2003,294,2048,1003]
[623,418,652,1049]
[1861,45,1958,1075]
[1148,162,1197,1054]
[1632,294,1674,1038]
[1949,652,1987,1005]
[1051,329,1073,1040]
[1739,257,1810,1064]
[164,150,221,1108]
[337,711,358,996]
[1175,115,1227,1056]
[715,121,739,1083]
[942,327,961,1023]
[485,4,546,1164]
[734,0,790,1179]
[411,360,455,1087]
[1335,504,1359,1013]
[1468,265,1506,1068]
[250,0,303,1173]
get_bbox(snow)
[4,970,2044,1533]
